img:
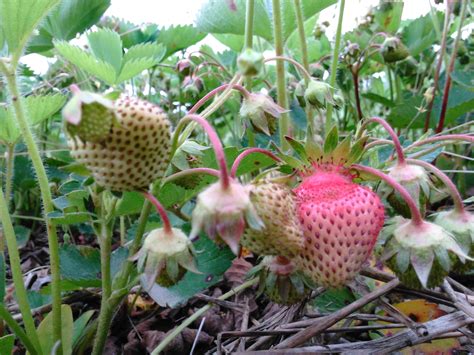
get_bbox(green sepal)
[332,134,352,165]
[347,136,368,165]
[324,125,339,154]
[434,246,451,272]
[395,248,410,273]
[285,136,309,164]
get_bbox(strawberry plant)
[0,0,473,353]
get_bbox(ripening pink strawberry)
[294,169,385,288]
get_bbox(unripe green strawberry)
[240,181,304,258]
[67,96,171,192]
[381,37,409,63]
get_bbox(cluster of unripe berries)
[63,78,472,305]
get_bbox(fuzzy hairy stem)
[230,148,281,178]
[353,164,424,226]
[325,0,346,132]
[151,278,259,354]
[293,0,310,74]
[173,114,230,189]
[4,144,14,208]
[188,83,249,115]
[407,159,464,213]
[92,196,117,355]
[163,168,220,185]
[407,134,474,150]
[361,117,406,164]
[424,0,451,132]
[244,0,255,49]
[272,0,290,150]
[264,56,312,82]
[0,189,42,352]
[436,0,468,133]
[141,191,172,234]
[0,60,62,346]
[0,304,38,354]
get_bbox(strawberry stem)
[353,164,424,226]
[406,134,474,150]
[188,83,250,115]
[163,167,220,185]
[407,159,465,213]
[264,56,312,82]
[230,148,281,178]
[175,114,231,189]
[142,191,172,234]
[361,117,405,164]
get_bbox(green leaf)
[37,304,73,355]
[387,95,426,129]
[196,0,336,42]
[116,57,157,83]
[59,244,101,284]
[234,149,280,176]
[87,28,123,73]
[324,125,339,154]
[451,70,474,90]
[146,234,234,308]
[285,136,308,162]
[0,335,14,355]
[55,40,117,85]
[115,191,145,216]
[310,287,356,313]
[122,43,165,64]
[28,0,110,53]
[361,92,395,108]
[49,211,92,225]
[402,12,443,57]
[0,0,60,57]
[72,310,95,348]
[213,33,245,52]
[14,225,30,248]
[24,94,66,125]
[373,2,403,34]
[156,25,206,59]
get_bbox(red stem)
[424,1,451,132]
[435,0,468,133]
[141,191,172,234]
[408,134,474,149]
[406,159,464,213]
[362,117,406,164]
[352,69,363,121]
[185,114,230,189]
[353,164,424,226]
[188,83,250,114]
[230,148,281,178]
[164,168,220,185]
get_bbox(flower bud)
[237,49,264,77]
[239,92,288,135]
[190,180,264,255]
[304,79,335,109]
[176,59,193,77]
[134,227,198,288]
[381,37,409,63]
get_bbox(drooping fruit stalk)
[141,191,173,234]
[353,164,423,225]
[163,167,220,185]
[230,148,281,178]
[263,56,312,82]
[173,114,230,189]
[188,83,250,115]
[173,114,264,254]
